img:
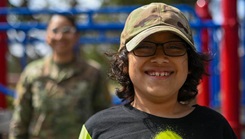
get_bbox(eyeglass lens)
[133,41,187,57]
[52,26,76,34]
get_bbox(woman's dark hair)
[107,45,211,103]
[48,13,77,29]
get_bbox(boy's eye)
[167,45,181,49]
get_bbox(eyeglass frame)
[132,41,189,57]
[51,26,77,34]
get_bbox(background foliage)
[6,0,197,99]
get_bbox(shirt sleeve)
[222,119,238,139]
[9,69,33,139]
[78,125,92,139]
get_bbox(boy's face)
[127,31,189,103]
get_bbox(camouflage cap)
[119,2,195,52]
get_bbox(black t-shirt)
[79,104,237,139]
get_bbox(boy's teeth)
[149,72,170,76]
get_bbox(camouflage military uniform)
[9,55,111,139]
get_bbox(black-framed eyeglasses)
[132,41,188,57]
[52,26,76,34]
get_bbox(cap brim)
[126,25,195,52]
